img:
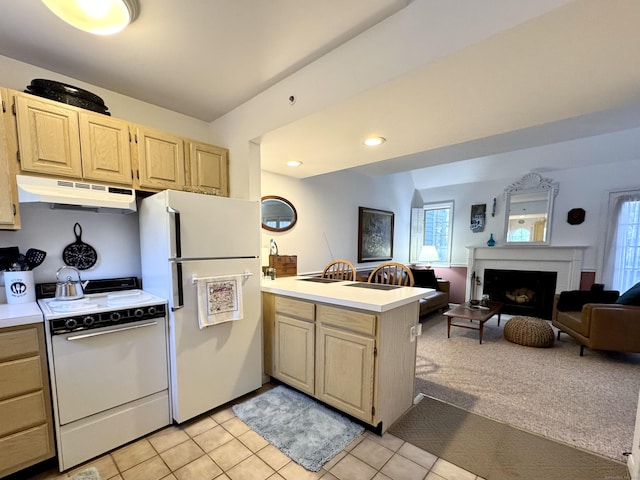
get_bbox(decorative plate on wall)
[567,208,586,225]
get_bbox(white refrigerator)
[139,189,262,423]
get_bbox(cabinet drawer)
[0,357,43,401]
[271,255,297,265]
[317,305,376,336]
[275,266,297,276]
[0,424,52,476]
[0,391,47,437]
[0,327,39,361]
[275,296,314,321]
[269,255,297,277]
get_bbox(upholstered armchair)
[552,284,640,356]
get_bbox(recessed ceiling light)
[287,160,302,167]
[42,0,139,35]
[363,136,386,147]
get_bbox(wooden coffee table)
[443,301,504,344]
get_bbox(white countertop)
[0,302,43,329]
[261,276,433,312]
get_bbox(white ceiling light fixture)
[363,136,386,147]
[42,0,140,36]
[286,160,303,167]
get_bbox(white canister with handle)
[4,270,36,304]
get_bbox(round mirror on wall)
[261,196,297,232]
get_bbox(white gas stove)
[38,279,171,472]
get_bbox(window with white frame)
[410,201,453,265]
[603,190,640,292]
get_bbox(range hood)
[16,175,137,214]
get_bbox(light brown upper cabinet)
[133,125,185,191]
[14,92,83,178]
[186,141,229,197]
[13,91,132,185]
[79,112,132,185]
[0,88,20,229]
[9,89,229,198]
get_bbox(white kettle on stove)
[55,266,89,300]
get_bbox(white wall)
[0,203,141,300]
[0,55,211,142]
[261,170,414,275]
[417,157,640,278]
[260,154,640,279]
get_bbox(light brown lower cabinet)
[263,293,418,433]
[0,323,55,477]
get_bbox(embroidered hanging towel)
[196,275,244,328]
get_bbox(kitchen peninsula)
[262,276,432,433]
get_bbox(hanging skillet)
[62,223,97,270]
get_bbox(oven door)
[51,317,168,425]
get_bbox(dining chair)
[367,262,414,286]
[321,259,357,281]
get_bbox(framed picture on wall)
[358,207,394,263]
[470,204,486,232]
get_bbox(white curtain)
[604,191,640,292]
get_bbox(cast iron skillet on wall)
[62,223,97,270]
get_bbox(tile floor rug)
[68,467,101,480]
[389,395,630,480]
[232,384,364,471]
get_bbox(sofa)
[552,283,640,356]
[410,267,450,317]
[356,266,450,317]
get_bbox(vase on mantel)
[487,233,496,247]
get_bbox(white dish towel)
[195,275,244,328]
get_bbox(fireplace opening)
[483,269,557,319]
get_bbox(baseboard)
[628,453,638,480]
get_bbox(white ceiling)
[0,0,408,122]
[1,0,639,186]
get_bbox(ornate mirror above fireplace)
[504,173,558,245]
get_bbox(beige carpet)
[412,313,640,461]
[389,395,630,480]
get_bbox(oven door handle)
[66,321,158,341]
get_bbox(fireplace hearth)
[483,269,557,319]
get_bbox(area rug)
[232,385,364,471]
[415,313,640,461]
[69,467,102,480]
[389,395,630,480]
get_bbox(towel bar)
[191,271,254,284]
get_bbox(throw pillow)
[616,282,640,306]
[411,268,438,289]
[556,290,620,311]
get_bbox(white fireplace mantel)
[466,246,586,300]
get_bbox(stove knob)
[134,308,144,318]
[65,318,78,329]
[110,312,121,321]
[83,316,96,327]
[148,306,157,315]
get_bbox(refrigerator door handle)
[172,262,184,311]
[167,206,182,258]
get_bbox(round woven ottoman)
[503,316,555,348]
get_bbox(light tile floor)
[29,390,485,480]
